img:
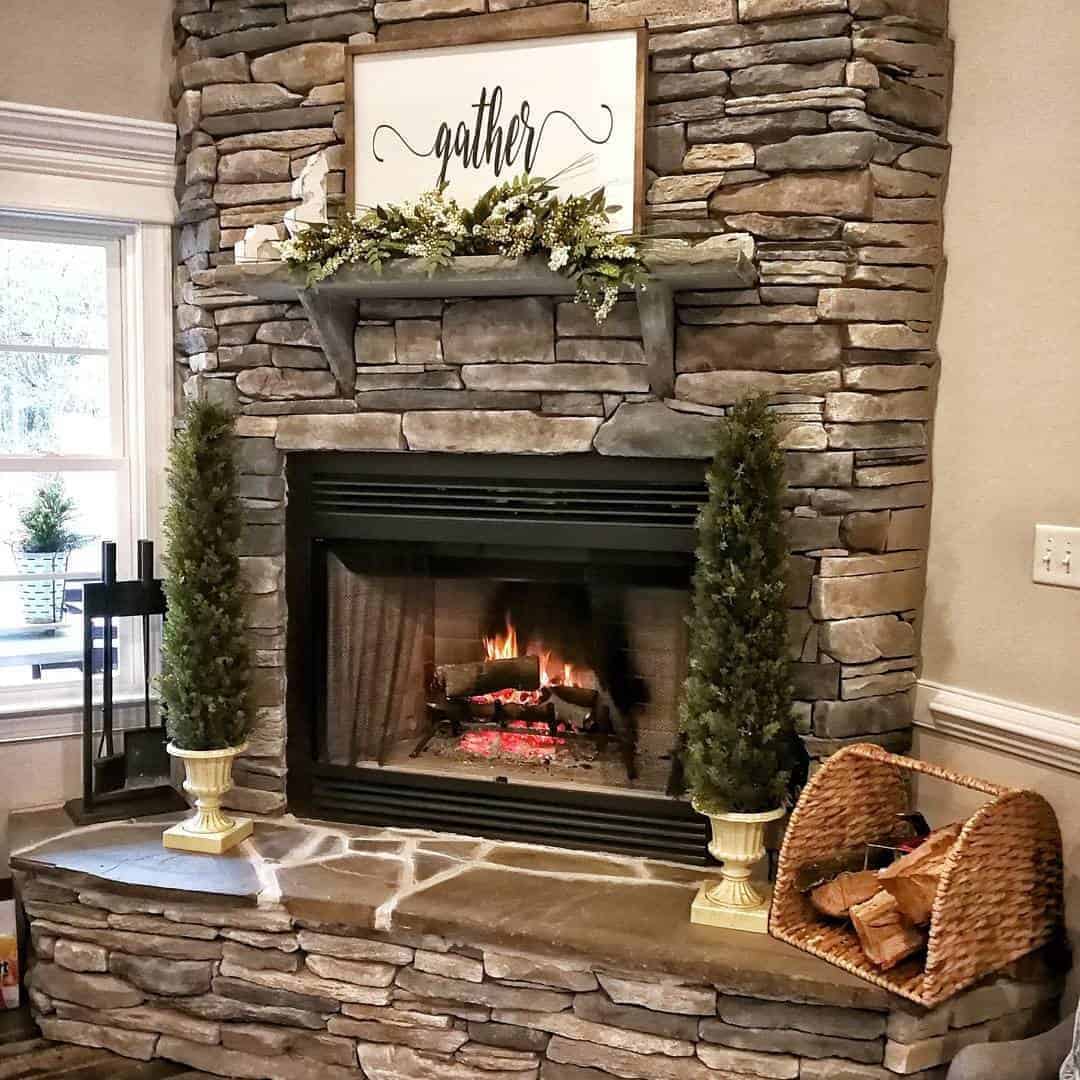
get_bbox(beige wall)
[0,0,173,122]
[923,0,1080,713]
[917,0,1080,1001]
[0,738,83,866]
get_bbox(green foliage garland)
[159,399,253,751]
[679,395,799,814]
[18,477,82,553]
[281,172,647,323]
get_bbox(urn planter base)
[691,880,773,932]
[164,742,251,854]
[163,815,252,854]
[691,802,786,934]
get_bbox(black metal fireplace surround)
[286,452,711,863]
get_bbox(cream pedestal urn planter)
[691,804,786,933]
[163,743,252,854]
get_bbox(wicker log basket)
[769,743,1064,1008]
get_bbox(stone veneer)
[170,0,954,812]
[14,815,1063,1080]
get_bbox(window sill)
[0,693,156,743]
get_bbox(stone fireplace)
[172,0,953,850]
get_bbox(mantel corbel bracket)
[297,288,357,398]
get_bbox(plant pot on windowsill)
[691,801,786,933]
[163,742,252,854]
[14,477,83,627]
[15,549,70,626]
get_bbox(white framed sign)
[346,25,646,234]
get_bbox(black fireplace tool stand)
[64,540,187,825]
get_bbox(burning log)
[877,822,963,925]
[810,869,881,919]
[436,656,541,699]
[850,889,927,970]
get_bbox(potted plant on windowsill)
[159,398,254,854]
[14,477,82,627]
[681,394,801,933]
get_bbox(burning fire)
[454,615,593,759]
[480,615,583,703]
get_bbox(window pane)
[0,471,119,689]
[0,352,111,455]
[0,237,108,350]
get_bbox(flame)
[482,615,582,690]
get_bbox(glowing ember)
[475,615,586,706]
[459,726,565,759]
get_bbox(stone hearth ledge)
[10,816,1062,1062]
[11,811,1063,1080]
[12,809,868,1008]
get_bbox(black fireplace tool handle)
[93,542,126,794]
[139,540,153,731]
[102,543,115,755]
[124,539,171,782]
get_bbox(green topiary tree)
[679,394,799,814]
[159,398,253,750]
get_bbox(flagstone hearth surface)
[9,811,1064,1080]
[11,811,858,1006]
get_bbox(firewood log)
[436,656,540,699]
[810,870,881,919]
[877,822,963,926]
[551,686,598,728]
[850,889,927,970]
[550,685,597,708]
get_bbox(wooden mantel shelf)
[195,238,757,399]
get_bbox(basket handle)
[845,743,1007,797]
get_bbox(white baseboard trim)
[916,679,1080,775]
[0,100,176,223]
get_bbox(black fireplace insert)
[286,452,711,862]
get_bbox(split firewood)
[877,822,963,926]
[435,656,540,699]
[810,870,881,919]
[850,889,927,970]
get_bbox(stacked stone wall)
[19,866,1060,1080]
[171,0,954,811]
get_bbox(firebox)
[286,453,710,862]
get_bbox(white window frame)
[0,100,176,737]
[0,216,143,714]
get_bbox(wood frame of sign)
[344,19,648,235]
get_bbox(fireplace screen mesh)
[323,547,689,794]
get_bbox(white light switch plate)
[1033,524,1080,588]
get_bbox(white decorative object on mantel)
[284,151,329,239]
[235,224,282,263]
